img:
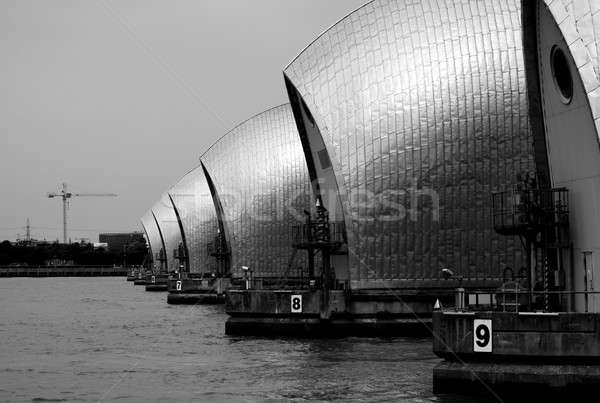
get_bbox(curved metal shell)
[169,166,220,274]
[284,0,535,288]
[151,194,183,271]
[539,0,600,137]
[141,210,162,269]
[522,0,600,312]
[200,104,313,277]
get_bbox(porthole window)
[550,46,573,104]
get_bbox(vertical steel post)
[63,195,67,244]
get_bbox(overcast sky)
[0,0,366,243]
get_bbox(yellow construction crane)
[47,182,117,243]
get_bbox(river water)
[0,277,486,402]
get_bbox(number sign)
[473,319,492,352]
[291,295,302,313]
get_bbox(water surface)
[0,277,482,402]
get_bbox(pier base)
[225,316,430,337]
[144,273,169,292]
[126,268,138,281]
[133,279,146,286]
[166,276,229,305]
[167,293,224,305]
[224,288,447,337]
[432,311,600,397]
[433,360,600,397]
[145,284,168,292]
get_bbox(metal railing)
[168,271,205,280]
[492,187,569,235]
[454,288,600,313]
[156,251,167,262]
[228,276,318,290]
[173,249,187,260]
[229,276,350,291]
[206,240,229,258]
[291,222,345,249]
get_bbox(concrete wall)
[433,311,600,359]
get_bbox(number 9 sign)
[473,319,492,352]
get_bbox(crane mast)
[47,182,117,243]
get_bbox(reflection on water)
[0,278,487,402]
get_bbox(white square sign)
[291,295,302,313]
[473,319,492,352]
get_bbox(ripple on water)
[0,278,467,402]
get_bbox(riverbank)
[0,266,129,277]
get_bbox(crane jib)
[46,182,117,243]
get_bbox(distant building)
[71,238,91,245]
[98,232,145,253]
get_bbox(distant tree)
[24,247,48,266]
[0,240,134,266]
[0,253,11,266]
[0,240,12,253]
[125,241,148,265]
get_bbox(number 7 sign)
[473,319,492,352]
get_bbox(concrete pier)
[432,311,600,396]
[132,270,147,286]
[224,287,453,337]
[126,267,139,281]
[166,275,228,304]
[144,273,168,292]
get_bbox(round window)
[550,46,573,104]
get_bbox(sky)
[0,0,366,243]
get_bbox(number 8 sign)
[291,295,302,313]
[473,319,492,352]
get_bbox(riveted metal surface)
[151,194,183,271]
[200,104,313,277]
[141,210,162,269]
[540,0,600,138]
[169,166,220,274]
[284,0,535,288]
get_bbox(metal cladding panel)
[169,166,220,274]
[200,104,313,277]
[284,0,535,288]
[141,210,161,267]
[541,0,600,139]
[152,194,183,271]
